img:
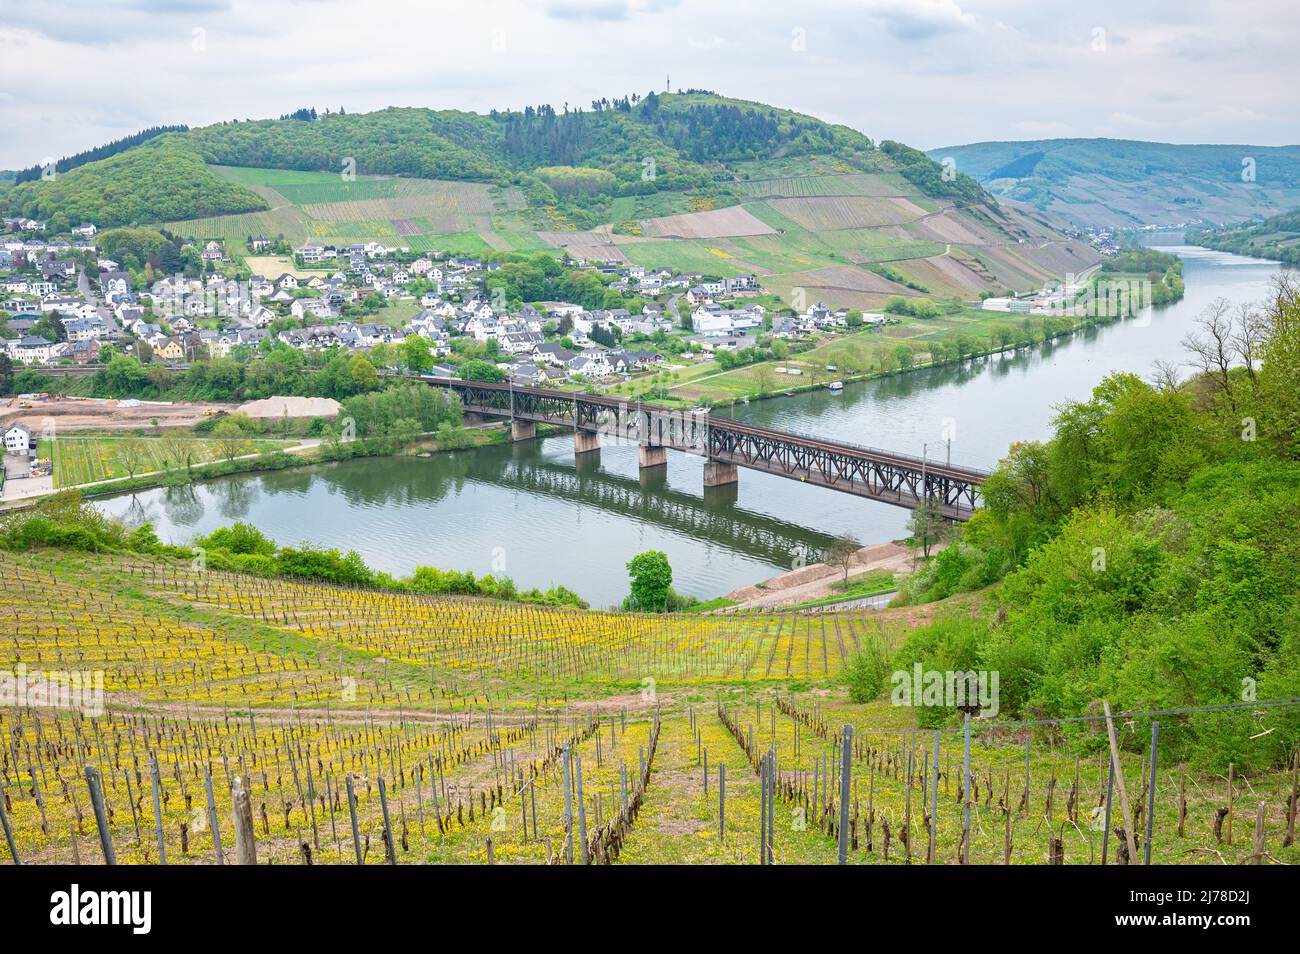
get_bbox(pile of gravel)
[236,396,342,419]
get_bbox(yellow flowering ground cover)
[0,547,1296,865]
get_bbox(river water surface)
[98,244,1284,606]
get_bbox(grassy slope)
[10,95,1094,301]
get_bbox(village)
[0,218,895,395]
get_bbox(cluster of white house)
[3,224,896,392]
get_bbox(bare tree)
[114,437,150,481]
[1230,301,1266,387]
[823,533,861,587]
[1149,359,1183,393]
[212,420,248,463]
[1181,298,1237,410]
[159,431,198,475]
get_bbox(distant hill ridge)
[5,92,985,228]
[928,137,1300,229]
[3,93,1101,307]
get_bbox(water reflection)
[99,246,1285,604]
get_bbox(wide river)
[99,243,1285,607]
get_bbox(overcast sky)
[1,0,1296,169]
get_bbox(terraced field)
[159,160,1095,307]
[167,166,525,252]
[732,173,915,198]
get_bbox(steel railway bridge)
[422,376,987,520]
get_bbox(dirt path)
[0,397,236,431]
[721,540,932,611]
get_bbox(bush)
[195,522,276,556]
[841,637,891,703]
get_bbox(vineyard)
[166,166,525,250]
[731,173,916,198]
[764,196,932,231]
[50,437,295,489]
[0,545,1296,868]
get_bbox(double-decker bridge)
[422,376,987,520]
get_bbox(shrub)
[841,636,891,703]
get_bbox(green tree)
[401,335,434,373]
[907,497,947,560]
[626,550,672,612]
[461,359,505,383]
[1256,275,1300,457]
[212,419,248,462]
[114,436,150,480]
[348,355,379,394]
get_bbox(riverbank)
[660,267,1180,408]
[722,540,919,610]
[0,421,567,511]
[84,245,1280,607]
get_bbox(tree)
[753,363,777,396]
[0,354,13,394]
[349,355,378,393]
[158,431,198,475]
[907,497,947,560]
[1256,274,1300,458]
[402,335,434,373]
[626,550,672,612]
[114,436,150,480]
[823,533,861,586]
[1181,298,1238,411]
[212,419,248,462]
[461,359,505,383]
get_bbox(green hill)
[928,138,1300,229]
[1187,206,1300,265]
[3,134,268,230]
[6,93,1099,305]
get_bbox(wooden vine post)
[232,776,258,865]
[1102,701,1139,864]
[837,724,852,865]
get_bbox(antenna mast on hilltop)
[666,74,670,93]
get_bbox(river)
[97,243,1285,607]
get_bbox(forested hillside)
[12,124,188,184]
[2,135,267,230]
[1188,207,1300,265]
[929,138,1300,228]
[886,275,1300,769]
[6,92,989,228]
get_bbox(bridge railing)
[708,418,994,479]
[422,373,992,480]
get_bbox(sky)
[1,0,1297,169]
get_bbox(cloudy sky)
[1,0,1296,169]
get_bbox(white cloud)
[861,0,979,39]
[0,0,1296,169]
[1015,120,1074,137]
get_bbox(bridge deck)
[421,376,987,519]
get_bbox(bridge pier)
[428,378,985,519]
[509,420,536,442]
[703,459,738,488]
[638,445,667,469]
